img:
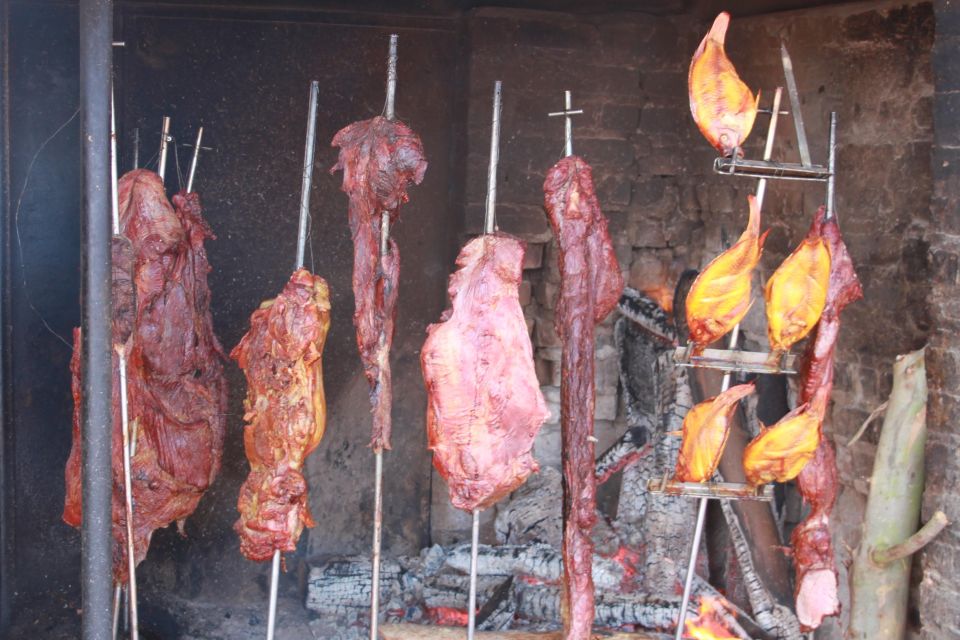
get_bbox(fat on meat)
[231,269,331,562]
[63,170,227,583]
[331,116,427,452]
[422,232,549,513]
[791,207,862,631]
[543,155,623,640]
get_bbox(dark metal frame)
[0,0,11,633]
[79,1,114,638]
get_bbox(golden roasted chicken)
[743,403,821,486]
[686,195,767,353]
[765,223,831,354]
[675,382,755,483]
[688,12,760,157]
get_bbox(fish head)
[716,128,746,158]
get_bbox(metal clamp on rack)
[673,345,798,376]
[647,478,774,501]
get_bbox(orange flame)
[684,597,738,640]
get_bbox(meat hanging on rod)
[422,233,550,513]
[543,155,623,640]
[63,169,228,583]
[674,382,755,483]
[688,11,760,157]
[331,116,427,451]
[231,269,331,562]
[790,206,862,631]
[686,195,768,354]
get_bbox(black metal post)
[0,0,11,633]
[79,1,113,639]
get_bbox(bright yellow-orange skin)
[765,235,831,354]
[743,403,821,486]
[686,195,766,353]
[689,12,760,157]
[675,382,755,483]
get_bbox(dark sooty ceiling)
[119,0,862,18]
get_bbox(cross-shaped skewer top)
[547,90,584,157]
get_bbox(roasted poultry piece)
[743,402,821,486]
[686,195,767,353]
[674,382,755,483]
[331,116,427,452]
[765,219,832,354]
[689,12,760,157]
[231,269,331,562]
[422,233,550,513]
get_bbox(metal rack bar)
[648,479,775,501]
[713,157,830,181]
[674,346,798,376]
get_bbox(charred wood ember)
[231,269,331,562]
[791,207,862,631]
[614,287,697,596]
[543,155,623,639]
[422,233,549,512]
[331,116,427,451]
[63,170,227,582]
[685,195,767,354]
[688,12,760,157]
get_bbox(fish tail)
[709,12,731,44]
[746,194,761,238]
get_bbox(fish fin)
[745,194,761,238]
[758,228,772,249]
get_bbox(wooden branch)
[379,624,667,639]
[871,510,949,566]
[849,348,929,640]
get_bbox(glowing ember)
[425,606,469,627]
[643,285,675,314]
[684,597,738,640]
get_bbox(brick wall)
[430,3,940,638]
[920,1,960,638]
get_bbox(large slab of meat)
[790,207,862,631]
[543,155,623,640]
[331,116,427,452]
[231,269,331,562]
[63,170,227,583]
[422,233,549,513]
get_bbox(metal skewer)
[825,112,837,222]
[157,116,171,183]
[186,127,204,194]
[673,87,784,640]
[466,80,503,640]
[369,34,398,640]
[265,80,320,640]
[547,90,583,158]
[132,128,139,170]
[108,84,140,640]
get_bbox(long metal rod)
[132,128,139,170]
[112,585,122,640]
[563,90,573,157]
[79,1,115,638]
[825,112,837,222]
[370,35,399,640]
[111,84,140,640]
[157,116,170,183]
[266,551,281,640]
[674,88,784,640]
[484,81,502,234]
[186,127,204,194]
[467,509,481,640]
[296,82,319,270]
[675,496,709,637]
